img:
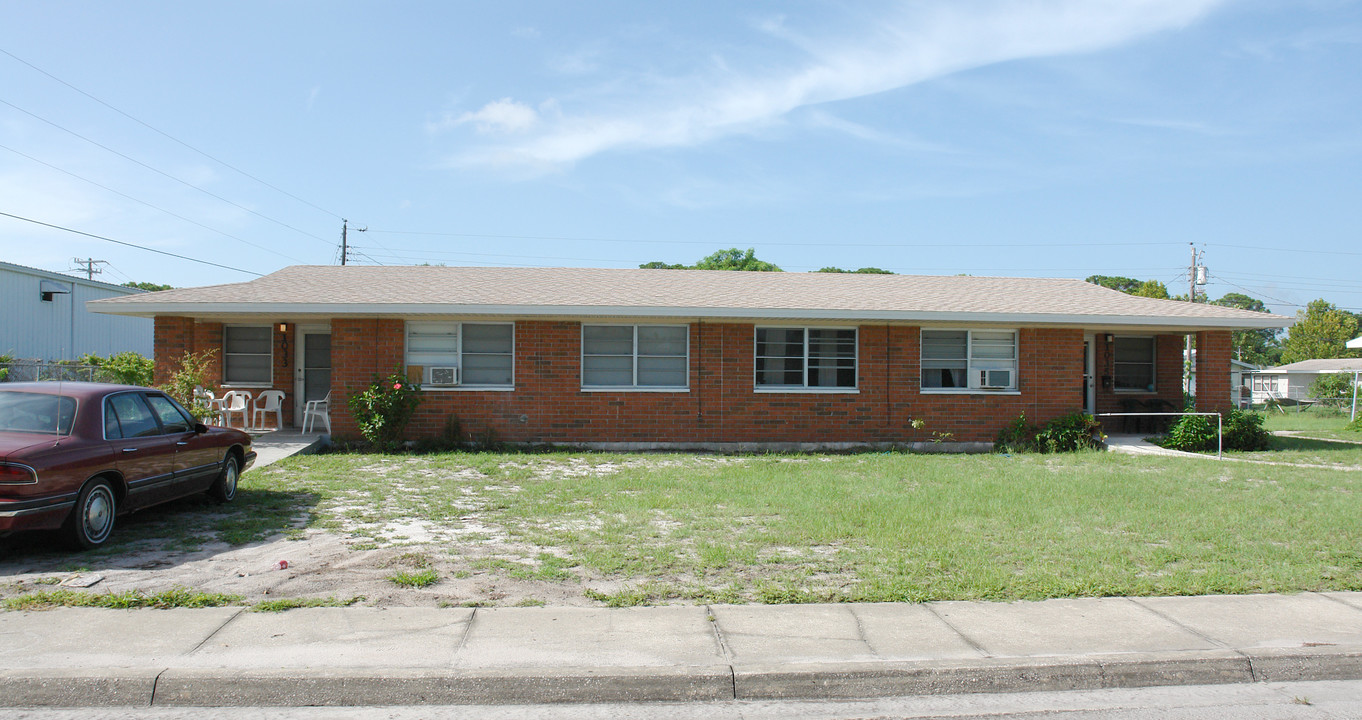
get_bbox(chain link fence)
[0,361,117,384]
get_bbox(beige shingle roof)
[89,265,1290,330]
[1261,359,1362,373]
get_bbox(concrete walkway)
[248,428,329,468]
[1,592,1359,706]
[1102,433,1206,458]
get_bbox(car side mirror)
[194,423,209,434]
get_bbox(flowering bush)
[347,370,422,450]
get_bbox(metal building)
[0,261,153,361]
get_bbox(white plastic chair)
[220,390,252,429]
[251,390,285,431]
[302,391,331,434]
[192,386,224,425]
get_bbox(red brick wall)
[1195,330,1234,415]
[330,319,406,437]
[160,317,1233,445]
[366,322,1086,444]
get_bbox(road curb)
[3,651,1360,706]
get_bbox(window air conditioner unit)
[427,366,460,387]
[979,369,1012,389]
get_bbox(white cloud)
[448,0,1226,170]
[439,98,540,135]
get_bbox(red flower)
[393,383,402,390]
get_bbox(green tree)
[640,248,782,272]
[1280,299,1361,364]
[122,281,173,292]
[1132,280,1170,299]
[1212,293,1282,365]
[1309,373,1357,401]
[1085,275,1144,294]
[816,267,895,274]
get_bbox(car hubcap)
[85,489,112,541]
[225,463,238,498]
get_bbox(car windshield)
[0,391,78,435]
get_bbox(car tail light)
[0,463,37,485]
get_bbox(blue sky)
[2,0,1359,317]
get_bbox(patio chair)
[220,390,252,430]
[302,391,331,434]
[192,386,224,425]
[251,390,286,431]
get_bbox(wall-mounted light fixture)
[277,323,289,362]
[1104,334,1114,344]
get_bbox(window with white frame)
[1113,336,1155,392]
[405,322,514,388]
[223,326,272,386]
[754,327,857,390]
[920,329,1017,391]
[582,325,688,389]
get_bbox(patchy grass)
[262,450,1362,605]
[251,596,365,612]
[1223,434,1362,468]
[389,568,440,588]
[1263,410,1361,441]
[2,587,242,611]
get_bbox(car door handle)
[176,441,189,446]
[122,448,139,453]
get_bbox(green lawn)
[1263,407,1362,441]
[252,450,1362,606]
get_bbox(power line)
[0,97,333,247]
[0,210,263,277]
[0,142,305,262]
[361,228,1188,251]
[0,46,342,221]
[1207,241,1362,258]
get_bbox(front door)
[294,326,331,427]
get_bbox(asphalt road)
[6,680,1361,720]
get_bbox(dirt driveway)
[0,504,609,608]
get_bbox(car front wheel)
[68,478,116,550]
[208,454,239,504]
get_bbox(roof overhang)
[89,301,1292,331]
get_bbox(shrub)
[1161,413,1216,452]
[1033,412,1104,452]
[996,412,1101,453]
[1222,409,1271,451]
[83,351,154,386]
[347,369,422,450]
[994,413,1040,453]
[1347,414,1362,433]
[157,350,218,420]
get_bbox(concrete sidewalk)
[2,592,1359,707]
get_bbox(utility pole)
[340,219,348,266]
[1185,243,1208,394]
[70,257,106,280]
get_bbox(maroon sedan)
[0,382,255,549]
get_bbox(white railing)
[1096,411,1224,460]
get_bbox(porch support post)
[1195,330,1234,415]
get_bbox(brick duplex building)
[90,266,1290,449]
